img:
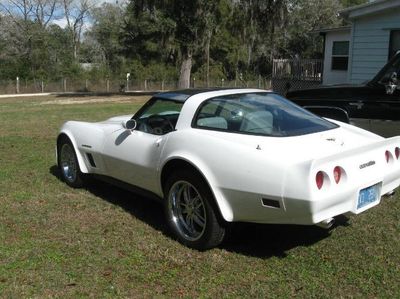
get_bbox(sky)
[0,0,127,32]
[23,0,122,28]
[52,0,124,28]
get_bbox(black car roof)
[155,88,259,102]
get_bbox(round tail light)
[316,171,324,190]
[333,166,342,184]
[395,147,400,160]
[385,151,390,163]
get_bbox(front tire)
[164,170,225,250]
[57,137,85,188]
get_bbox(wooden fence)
[272,58,323,95]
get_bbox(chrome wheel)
[59,143,77,183]
[168,181,207,241]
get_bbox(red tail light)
[333,166,341,184]
[395,147,400,160]
[385,151,390,163]
[316,171,324,190]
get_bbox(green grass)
[0,94,399,298]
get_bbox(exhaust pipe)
[385,190,395,197]
[316,217,335,229]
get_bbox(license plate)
[357,184,380,210]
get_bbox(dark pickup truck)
[286,51,400,137]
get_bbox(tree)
[62,0,94,60]
[46,24,74,76]
[0,0,359,84]
[163,0,223,88]
[200,0,225,86]
[281,0,342,58]
[33,0,59,27]
[219,0,289,79]
[122,1,175,64]
[0,0,60,77]
[90,2,125,73]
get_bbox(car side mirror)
[385,72,398,95]
[122,119,137,131]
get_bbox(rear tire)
[57,137,85,188]
[164,170,225,250]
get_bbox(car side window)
[194,93,338,137]
[135,99,183,135]
[196,98,274,133]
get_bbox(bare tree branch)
[62,0,95,60]
[0,0,59,28]
[34,0,59,27]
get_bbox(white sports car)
[57,89,400,249]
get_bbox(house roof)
[319,26,351,34]
[340,0,400,19]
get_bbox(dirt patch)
[38,96,149,105]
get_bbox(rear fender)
[305,106,350,123]
[309,137,400,196]
[160,154,234,222]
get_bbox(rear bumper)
[221,163,400,225]
[271,166,400,225]
[283,183,381,225]
[282,138,400,225]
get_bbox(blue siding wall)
[349,8,400,83]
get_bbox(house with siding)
[321,0,400,85]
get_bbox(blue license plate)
[357,184,379,209]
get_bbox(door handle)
[155,137,163,147]
[349,102,364,109]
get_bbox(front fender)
[57,129,90,173]
[57,121,107,174]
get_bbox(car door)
[365,55,400,137]
[102,98,184,193]
[331,84,400,137]
[103,128,167,193]
[341,85,377,133]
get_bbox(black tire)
[57,136,85,188]
[164,170,225,250]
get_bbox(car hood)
[102,114,133,124]
[286,84,367,99]
[75,115,134,135]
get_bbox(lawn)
[0,94,399,298]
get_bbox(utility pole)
[126,73,130,92]
[16,77,20,94]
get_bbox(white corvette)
[57,89,400,249]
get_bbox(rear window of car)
[193,92,338,137]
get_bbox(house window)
[331,41,349,70]
[389,30,400,60]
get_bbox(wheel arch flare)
[57,131,89,174]
[159,155,234,222]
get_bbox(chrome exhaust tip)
[385,190,395,197]
[316,218,335,229]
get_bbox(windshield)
[379,57,400,83]
[133,98,184,135]
[372,51,400,84]
[194,93,338,137]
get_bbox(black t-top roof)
[155,88,252,102]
